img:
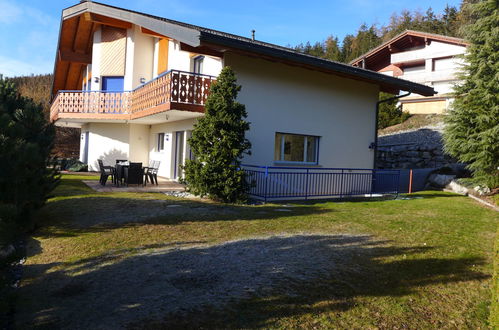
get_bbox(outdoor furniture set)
[97,159,160,187]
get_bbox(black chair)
[144,160,160,185]
[97,159,115,186]
[124,162,144,186]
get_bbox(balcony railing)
[50,70,216,122]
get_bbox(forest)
[293,0,475,63]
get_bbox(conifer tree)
[443,0,498,189]
[0,76,58,243]
[182,67,251,203]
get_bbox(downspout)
[372,91,410,169]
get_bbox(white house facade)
[50,2,434,193]
[351,31,468,114]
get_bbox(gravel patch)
[163,191,196,198]
[379,127,444,146]
[18,234,378,329]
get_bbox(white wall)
[432,80,455,95]
[149,118,197,178]
[224,52,379,169]
[193,55,222,76]
[85,123,130,171]
[124,27,135,90]
[167,40,222,76]
[132,26,154,89]
[391,40,466,64]
[129,124,150,165]
[90,28,102,91]
[168,40,191,72]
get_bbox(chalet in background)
[351,30,468,114]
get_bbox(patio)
[84,176,186,193]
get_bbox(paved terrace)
[83,176,186,193]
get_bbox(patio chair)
[124,162,144,186]
[97,159,115,186]
[144,160,160,186]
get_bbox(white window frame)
[193,55,204,74]
[274,132,320,165]
[157,133,165,152]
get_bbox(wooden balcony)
[50,70,215,122]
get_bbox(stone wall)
[376,127,457,169]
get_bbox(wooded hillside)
[8,74,80,158]
[294,0,476,63]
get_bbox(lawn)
[15,174,498,329]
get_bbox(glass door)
[174,131,185,180]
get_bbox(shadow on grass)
[34,194,330,235]
[17,235,489,329]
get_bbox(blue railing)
[241,165,400,201]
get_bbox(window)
[193,56,204,74]
[157,133,165,151]
[274,133,319,164]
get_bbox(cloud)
[0,1,58,76]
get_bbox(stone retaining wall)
[377,127,457,169]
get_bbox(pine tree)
[182,67,251,203]
[443,0,499,189]
[324,36,341,62]
[0,76,58,244]
[378,92,411,129]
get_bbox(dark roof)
[61,1,435,97]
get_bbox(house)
[350,30,468,114]
[50,1,434,197]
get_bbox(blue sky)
[0,0,461,77]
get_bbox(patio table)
[115,161,129,186]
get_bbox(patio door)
[174,131,185,180]
[101,76,124,113]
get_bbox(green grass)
[16,174,499,328]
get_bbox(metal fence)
[242,165,400,201]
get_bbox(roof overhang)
[199,33,435,96]
[52,2,436,98]
[52,1,202,96]
[350,30,468,70]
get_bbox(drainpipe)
[372,91,410,169]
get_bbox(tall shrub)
[182,67,251,203]
[443,0,499,189]
[0,76,58,244]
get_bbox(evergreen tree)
[442,5,459,36]
[0,76,58,244]
[324,36,342,61]
[346,24,381,62]
[182,67,251,203]
[443,0,499,189]
[340,34,355,63]
[378,92,411,129]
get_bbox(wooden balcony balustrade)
[50,70,216,122]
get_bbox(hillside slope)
[9,75,79,158]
